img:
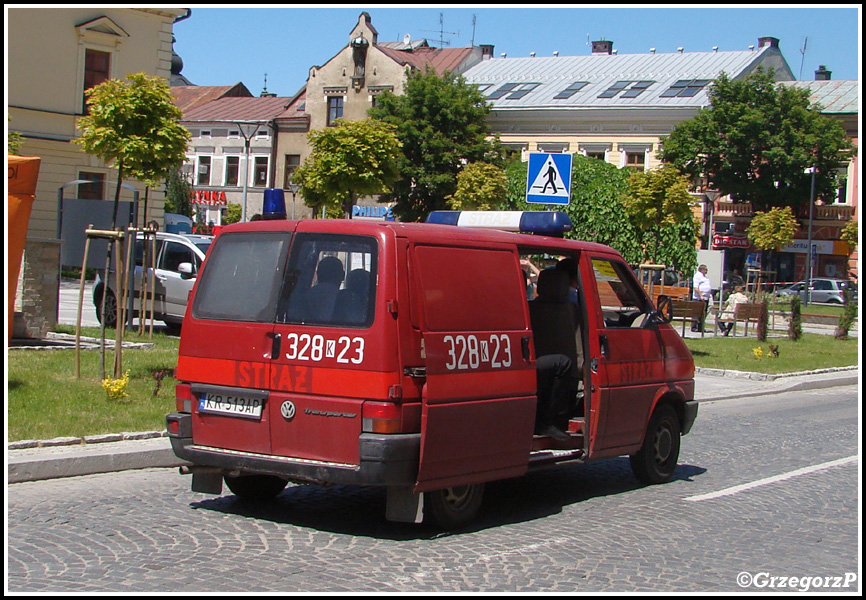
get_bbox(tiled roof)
[171,83,252,114]
[376,45,476,76]
[182,96,294,122]
[786,80,858,114]
[462,45,791,110]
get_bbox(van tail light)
[362,402,402,434]
[176,383,193,413]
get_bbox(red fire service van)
[167,211,697,529]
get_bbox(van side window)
[192,232,292,322]
[279,234,377,327]
[591,257,650,328]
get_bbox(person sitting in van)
[304,256,345,323]
[529,268,579,441]
[334,268,371,325]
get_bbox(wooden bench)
[649,286,691,307]
[670,300,707,337]
[729,303,764,337]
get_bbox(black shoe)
[539,425,571,442]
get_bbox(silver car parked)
[93,232,212,329]
[776,278,857,305]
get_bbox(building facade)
[273,12,493,218]
[8,7,189,337]
[8,7,190,240]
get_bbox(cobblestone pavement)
[7,386,859,593]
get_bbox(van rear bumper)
[167,412,419,487]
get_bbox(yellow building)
[8,7,189,336]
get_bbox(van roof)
[218,218,620,256]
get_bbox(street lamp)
[804,167,817,307]
[235,122,260,222]
[704,189,721,250]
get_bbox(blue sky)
[173,6,861,98]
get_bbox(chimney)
[758,36,779,49]
[591,40,613,55]
[480,44,494,60]
[815,65,832,80]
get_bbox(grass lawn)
[683,332,859,374]
[8,326,179,442]
[7,324,860,442]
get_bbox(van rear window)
[277,233,378,328]
[192,232,292,322]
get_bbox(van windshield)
[277,233,378,328]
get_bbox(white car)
[93,232,212,329]
[776,278,857,305]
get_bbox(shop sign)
[190,190,227,206]
[712,234,750,249]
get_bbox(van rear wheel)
[224,474,288,501]
[425,483,484,530]
[630,404,681,485]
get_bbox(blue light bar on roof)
[426,211,573,236]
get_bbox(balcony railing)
[714,201,854,221]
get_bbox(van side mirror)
[654,295,674,324]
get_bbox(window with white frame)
[197,156,212,185]
[254,156,269,187]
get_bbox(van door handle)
[599,334,609,359]
[521,336,531,361]
[269,333,281,359]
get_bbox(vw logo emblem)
[280,401,296,421]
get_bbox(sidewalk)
[8,367,858,485]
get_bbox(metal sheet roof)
[462,45,788,110]
[786,80,858,114]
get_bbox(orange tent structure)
[8,155,41,340]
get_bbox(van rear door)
[411,243,537,492]
[177,229,293,455]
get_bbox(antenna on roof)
[422,12,458,47]
[798,37,808,80]
[470,14,477,47]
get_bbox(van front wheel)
[630,404,681,485]
[224,474,288,501]
[425,483,484,530]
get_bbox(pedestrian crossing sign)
[526,153,572,205]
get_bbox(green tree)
[623,165,697,265]
[747,206,798,283]
[446,162,508,210]
[292,118,402,218]
[370,68,502,222]
[73,72,190,378]
[840,219,858,252]
[8,115,24,154]
[660,68,853,213]
[163,167,194,217]
[75,72,191,228]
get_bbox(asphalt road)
[7,386,859,593]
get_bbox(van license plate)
[198,393,263,419]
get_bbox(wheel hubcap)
[654,425,672,464]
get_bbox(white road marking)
[685,455,858,502]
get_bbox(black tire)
[96,286,118,329]
[630,404,681,485]
[425,483,484,530]
[224,474,288,501]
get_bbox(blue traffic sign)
[526,153,572,205]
